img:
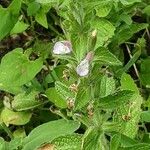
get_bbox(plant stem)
[1,122,14,139]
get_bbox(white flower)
[53,41,72,54]
[76,59,90,77]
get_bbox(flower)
[53,41,72,54]
[76,51,94,77]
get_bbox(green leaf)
[35,9,48,28]
[141,111,150,122]
[10,20,29,35]
[45,88,67,108]
[8,0,22,15]
[55,81,75,100]
[121,73,139,94]
[27,2,40,16]
[100,75,116,97]
[36,0,58,3]
[94,47,122,66]
[12,91,42,111]
[1,108,32,126]
[140,58,150,87]
[23,119,80,150]
[120,143,150,150]
[95,3,112,17]
[95,90,134,109]
[0,137,7,150]
[91,18,115,47]
[75,88,90,110]
[0,7,17,40]
[0,48,43,93]
[82,128,108,150]
[110,134,121,150]
[51,134,82,150]
[143,5,150,17]
[113,74,142,138]
[120,0,141,5]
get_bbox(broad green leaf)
[82,128,108,150]
[51,134,82,150]
[36,0,57,3]
[10,20,29,35]
[75,88,90,110]
[114,74,142,138]
[141,111,150,122]
[45,88,67,108]
[55,81,75,100]
[91,18,115,47]
[1,108,32,126]
[12,91,42,111]
[140,58,150,87]
[23,119,80,150]
[110,134,121,150]
[95,90,134,109]
[100,75,116,97]
[0,0,22,40]
[94,47,122,66]
[121,73,139,94]
[8,0,22,15]
[27,1,40,16]
[0,48,43,93]
[8,138,22,150]
[0,7,17,40]
[95,3,112,17]
[120,143,150,150]
[120,0,141,5]
[0,137,7,150]
[143,5,150,17]
[35,9,48,28]
[110,23,148,48]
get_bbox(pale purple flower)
[76,51,94,77]
[53,41,72,54]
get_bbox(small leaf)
[27,2,40,16]
[1,108,32,126]
[75,88,90,110]
[45,88,67,108]
[143,5,150,17]
[51,134,82,150]
[10,20,29,35]
[35,9,48,28]
[110,134,121,150]
[95,90,134,109]
[141,111,150,122]
[94,47,122,66]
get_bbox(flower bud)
[53,41,72,54]
[76,51,94,77]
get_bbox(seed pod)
[53,41,72,54]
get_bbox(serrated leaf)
[95,90,134,109]
[55,81,75,100]
[1,108,32,126]
[45,88,67,108]
[120,143,150,150]
[51,134,82,150]
[91,18,115,46]
[94,47,122,66]
[23,119,80,150]
[75,88,90,110]
[100,75,116,97]
[114,74,142,138]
